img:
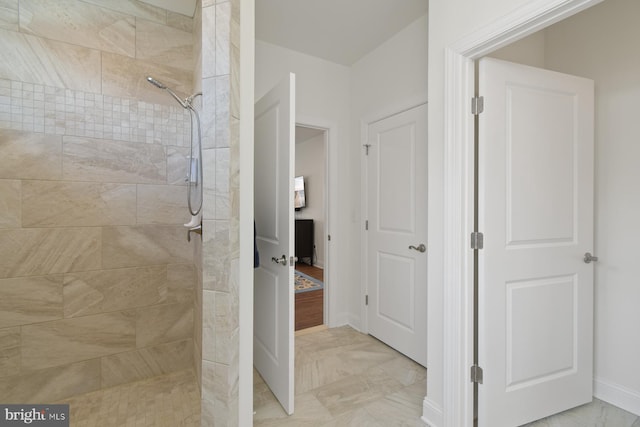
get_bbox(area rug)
[294,271,324,293]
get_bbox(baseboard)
[421,397,443,427]
[330,312,349,328]
[346,313,363,333]
[594,376,640,417]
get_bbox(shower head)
[146,76,167,89]
[145,75,188,108]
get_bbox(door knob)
[271,255,287,266]
[409,244,426,253]
[583,252,599,264]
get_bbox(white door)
[478,58,594,426]
[366,103,428,366]
[254,73,296,415]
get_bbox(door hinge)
[470,232,484,250]
[363,144,371,155]
[365,295,369,306]
[472,96,484,115]
[365,220,369,231]
[470,365,483,384]
[328,234,331,241]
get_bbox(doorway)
[438,0,640,425]
[294,124,329,331]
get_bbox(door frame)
[295,117,335,326]
[296,115,339,327]
[434,0,603,426]
[359,97,428,334]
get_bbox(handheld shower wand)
[145,76,204,221]
[146,76,189,108]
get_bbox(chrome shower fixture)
[145,76,189,109]
[145,75,203,218]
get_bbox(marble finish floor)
[254,326,427,426]
[54,369,200,427]
[522,398,640,427]
[44,326,640,427]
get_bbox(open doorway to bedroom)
[294,124,328,331]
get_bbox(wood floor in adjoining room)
[295,263,324,331]
[253,326,427,426]
[295,263,323,282]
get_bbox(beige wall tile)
[22,181,136,227]
[22,311,136,371]
[0,326,20,378]
[136,302,193,348]
[202,149,216,220]
[63,136,166,184]
[0,275,63,328]
[215,2,230,76]
[20,0,135,57]
[102,52,193,106]
[202,289,215,362]
[136,19,193,72]
[201,360,216,425]
[0,0,18,31]
[201,5,215,79]
[214,290,237,364]
[167,146,189,186]
[0,180,20,228]
[137,184,189,225]
[80,0,167,24]
[101,338,193,388]
[0,227,101,278]
[0,129,62,180]
[201,78,216,148]
[230,43,240,119]
[0,359,100,403]
[102,225,193,268]
[193,3,202,95]
[230,0,239,49]
[0,28,101,92]
[63,266,167,318]
[203,220,229,291]
[215,75,230,147]
[167,263,195,303]
[167,11,193,33]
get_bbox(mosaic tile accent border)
[0,79,192,146]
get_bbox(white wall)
[255,40,351,324]
[489,30,546,68]
[542,0,640,415]
[349,14,428,329]
[295,133,326,268]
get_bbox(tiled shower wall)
[193,0,204,391]
[199,0,241,425]
[0,0,198,403]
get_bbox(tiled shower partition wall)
[0,1,198,403]
[199,0,241,425]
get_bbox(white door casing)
[478,58,594,426]
[365,103,428,366]
[254,73,296,415]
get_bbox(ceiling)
[256,0,428,65]
[142,0,428,66]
